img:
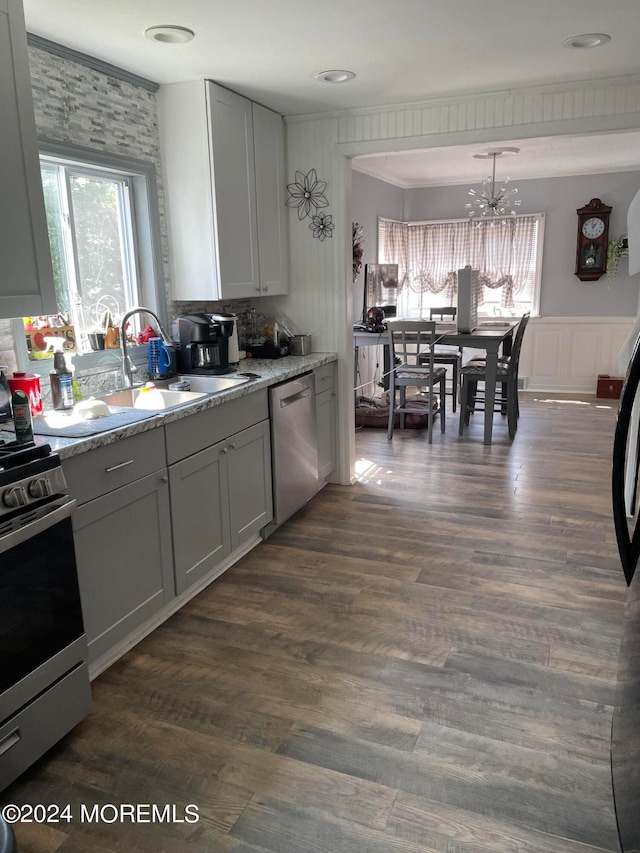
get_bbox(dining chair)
[387,319,446,443]
[464,312,530,421]
[418,306,462,412]
[458,312,530,439]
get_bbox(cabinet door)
[157,79,219,302]
[73,472,174,664]
[227,420,273,551]
[316,387,337,481]
[0,0,57,316]
[207,82,260,299]
[253,103,288,296]
[169,441,230,595]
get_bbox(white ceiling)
[352,131,640,188]
[22,0,640,183]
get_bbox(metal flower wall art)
[286,168,335,242]
[352,222,364,281]
[286,169,329,220]
[309,212,334,241]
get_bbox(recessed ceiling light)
[562,33,611,49]
[144,25,195,44]
[473,148,520,160]
[314,70,356,84]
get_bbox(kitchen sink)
[97,387,208,411]
[155,375,255,394]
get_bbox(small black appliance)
[175,314,235,375]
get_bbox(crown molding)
[285,72,640,124]
[27,33,159,93]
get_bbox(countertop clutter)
[0,353,337,460]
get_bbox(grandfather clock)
[575,198,612,281]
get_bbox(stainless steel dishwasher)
[269,373,318,528]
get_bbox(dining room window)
[378,213,544,318]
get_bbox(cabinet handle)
[221,447,228,454]
[229,442,236,450]
[255,287,261,293]
[105,460,134,473]
[0,728,20,756]
[160,475,169,483]
[263,286,268,293]
[321,375,331,381]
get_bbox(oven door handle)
[0,497,76,555]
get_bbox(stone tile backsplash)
[2,44,271,402]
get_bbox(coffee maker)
[175,314,235,375]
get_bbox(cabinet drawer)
[165,389,268,464]
[0,662,91,791]
[63,427,166,505]
[314,362,336,393]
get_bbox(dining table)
[353,320,519,445]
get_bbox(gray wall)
[353,167,640,318]
[351,171,404,323]
[403,171,640,318]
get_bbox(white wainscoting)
[518,316,634,393]
[354,317,636,400]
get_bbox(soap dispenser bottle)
[50,352,74,410]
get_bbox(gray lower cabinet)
[314,363,337,481]
[169,441,229,595]
[169,418,272,595]
[316,387,337,480]
[63,428,174,666]
[72,470,174,664]
[227,419,273,550]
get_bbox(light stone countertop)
[1,353,337,461]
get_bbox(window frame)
[377,212,545,319]
[14,140,166,374]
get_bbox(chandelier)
[466,149,521,221]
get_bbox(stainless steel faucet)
[120,307,173,387]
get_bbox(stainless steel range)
[0,439,91,792]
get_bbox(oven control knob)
[29,477,52,499]
[3,486,29,508]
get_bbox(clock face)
[582,217,606,239]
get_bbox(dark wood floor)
[4,392,625,852]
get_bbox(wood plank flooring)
[3,392,625,852]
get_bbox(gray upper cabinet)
[208,83,259,298]
[252,102,288,297]
[158,80,288,301]
[0,0,57,318]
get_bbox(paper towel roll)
[228,317,240,364]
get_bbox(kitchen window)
[15,142,165,366]
[40,160,138,340]
[378,213,544,319]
